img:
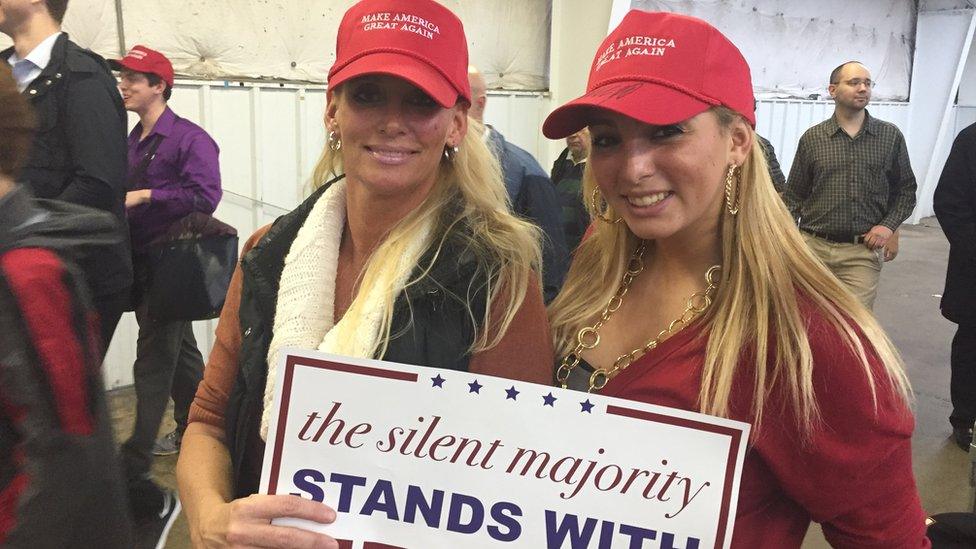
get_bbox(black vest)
[225,180,492,495]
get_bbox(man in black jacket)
[1,0,131,354]
[934,121,976,452]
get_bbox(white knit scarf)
[261,179,433,440]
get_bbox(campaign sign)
[260,349,750,549]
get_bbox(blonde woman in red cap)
[176,0,552,546]
[547,10,928,548]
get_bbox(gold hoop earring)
[590,187,622,224]
[725,164,741,216]
[328,130,342,152]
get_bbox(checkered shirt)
[784,110,917,235]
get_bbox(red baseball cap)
[543,11,755,139]
[328,0,471,108]
[110,45,174,88]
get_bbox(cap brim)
[543,81,717,139]
[329,52,461,108]
[109,57,149,74]
[109,57,174,87]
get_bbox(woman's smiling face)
[587,109,750,243]
[327,74,467,201]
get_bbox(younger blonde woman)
[546,10,928,548]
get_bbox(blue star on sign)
[505,386,520,400]
[580,399,595,413]
[431,374,445,388]
[468,380,483,394]
[543,392,557,407]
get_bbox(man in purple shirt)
[109,45,220,544]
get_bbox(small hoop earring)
[443,145,459,161]
[725,164,741,216]
[590,187,622,224]
[328,130,342,152]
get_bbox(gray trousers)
[120,301,204,480]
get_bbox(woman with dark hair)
[547,10,928,547]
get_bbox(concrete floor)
[107,217,973,548]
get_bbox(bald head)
[467,65,487,123]
[829,61,868,85]
[828,61,873,113]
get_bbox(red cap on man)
[109,45,174,88]
[543,11,755,139]
[328,0,471,108]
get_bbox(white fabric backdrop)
[119,0,550,89]
[1,0,551,90]
[0,0,119,57]
[613,0,916,100]
[4,1,920,100]
[908,9,976,222]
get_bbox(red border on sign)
[605,404,744,549]
[266,355,418,494]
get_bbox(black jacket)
[2,34,132,298]
[756,135,787,192]
[549,147,590,252]
[0,186,133,548]
[226,180,493,496]
[934,123,976,323]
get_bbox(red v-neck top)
[600,307,929,548]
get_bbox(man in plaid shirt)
[784,61,916,310]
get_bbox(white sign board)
[261,349,750,548]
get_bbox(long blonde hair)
[549,107,911,435]
[311,106,541,358]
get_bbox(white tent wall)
[616,0,917,101]
[920,3,976,221]
[1,1,552,86]
[120,0,550,89]
[906,8,975,222]
[938,0,976,147]
[0,0,121,56]
[547,0,614,163]
[960,14,976,108]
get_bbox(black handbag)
[927,512,976,548]
[145,212,238,322]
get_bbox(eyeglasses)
[836,78,875,89]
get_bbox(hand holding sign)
[261,350,749,548]
[190,489,338,548]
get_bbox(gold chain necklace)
[556,242,721,393]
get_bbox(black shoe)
[952,426,973,451]
[128,475,166,524]
[135,488,181,549]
